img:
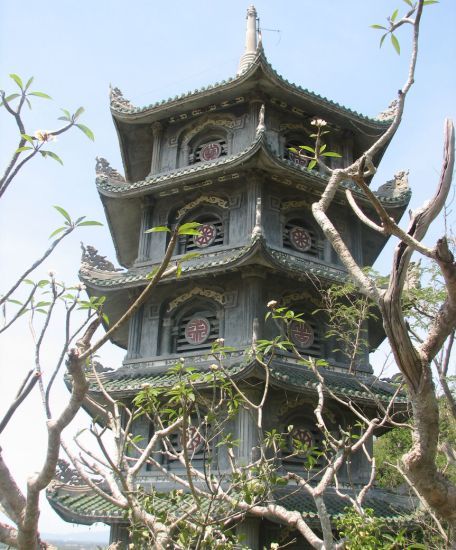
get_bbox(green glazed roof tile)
[48,484,415,526]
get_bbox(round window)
[290,320,314,349]
[185,317,211,345]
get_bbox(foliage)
[336,508,425,550]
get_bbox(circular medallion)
[185,317,211,345]
[289,427,313,454]
[200,142,222,161]
[180,425,204,453]
[289,226,312,252]
[290,320,314,349]
[193,223,217,248]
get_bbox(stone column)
[137,198,154,262]
[160,317,174,355]
[149,121,163,175]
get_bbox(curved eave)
[47,484,416,527]
[97,135,410,268]
[110,50,391,133]
[47,484,123,526]
[84,357,408,408]
[80,236,350,295]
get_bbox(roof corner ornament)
[237,5,259,75]
[255,103,266,136]
[376,99,399,121]
[95,157,125,183]
[376,170,410,199]
[109,84,135,111]
[80,243,121,273]
[252,196,262,238]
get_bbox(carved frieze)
[168,97,245,124]
[176,195,229,220]
[167,287,226,312]
[281,290,321,307]
[182,116,246,146]
[281,199,311,211]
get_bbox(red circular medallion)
[290,321,314,348]
[200,142,222,161]
[290,226,312,252]
[193,223,217,248]
[185,317,211,345]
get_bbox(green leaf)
[16,146,33,153]
[25,98,32,110]
[178,221,202,235]
[20,133,34,144]
[77,220,103,227]
[379,33,387,48]
[319,144,327,154]
[53,205,72,223]
[423,0,438,4]
[102,313,109,325]
[298,145,315,153]
[308,159,317,171]
[322,151,342,158]
[9,73,23,89]
[59,108,71,121]
[44,151,64,165]
[25,76,34,90]
[75,124,94,141]
[2,93,20,104]
[402,0,413,6]
[390,8,399,22]
[176,264,182,278]
[29,91,52,100]
[144,226,170,233]
[7,299,23,305]
[49,226,67,238]
[73,106,85,120]
[370,24,387,29]
[180,251,201,262]
[391,33,401,55]
[179,229,201,236]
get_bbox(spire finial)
[237,5,259,75]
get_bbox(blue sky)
[1,0,455,535]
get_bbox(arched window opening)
[283,218,320,258]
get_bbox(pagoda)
[48,6,413,548]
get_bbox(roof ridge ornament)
[376,99,399,121]
[237,5,259,75]
[95,157,125,183]
[109,84,135,112]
